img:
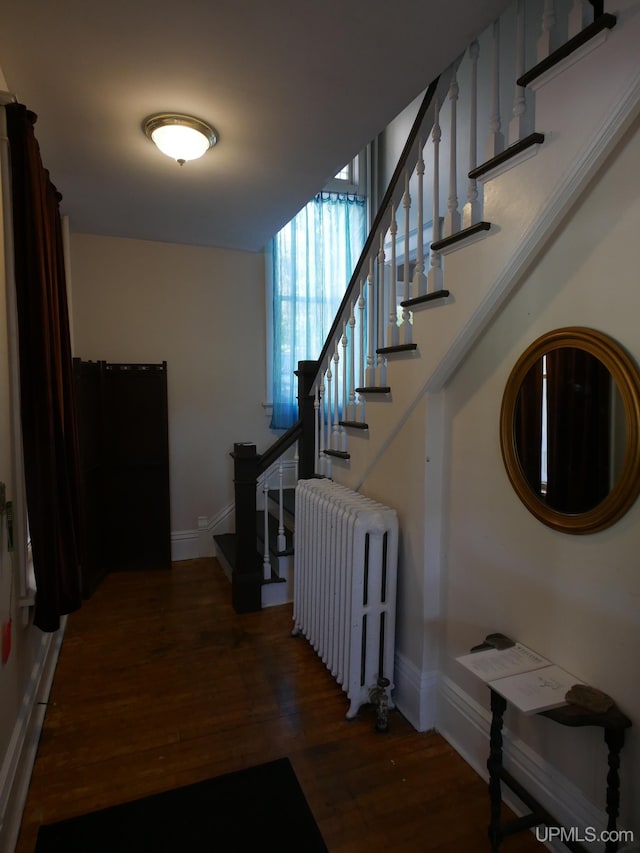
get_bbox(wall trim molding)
[171,503,235,562]
[393,651,438,732]
[0,619,66,853]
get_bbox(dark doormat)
[35,757,328,852]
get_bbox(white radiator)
[293,478,398,719]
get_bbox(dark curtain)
[6,103,82,631]
[514,359,543,495]
[545,347,611,514]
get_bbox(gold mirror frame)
[500,327,640,534]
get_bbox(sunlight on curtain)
[271,192,366,429]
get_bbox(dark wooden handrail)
[314,75,440,377]
[258,419,302,475]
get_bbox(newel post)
[296,360,318,480]
[231,442,262,613]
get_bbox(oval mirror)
[500,328,640,533]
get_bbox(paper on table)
[456,643,551,682]
[489,664,583,715]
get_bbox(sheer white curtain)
[271,192,366,429]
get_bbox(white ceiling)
[0,0,510,252]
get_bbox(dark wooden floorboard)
[16,558,544,852]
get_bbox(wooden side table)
[486,678,631,852]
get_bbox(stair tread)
[469,133,545,180]
[401,290,450,309]
[262,575,287,585]
[431,221,491,252]
[377,343,418,355]
[517,14,616,88]
[323,449,350,460]
[339,420,369,430]
[213,533,261,572]
[214,532,288,581]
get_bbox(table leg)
[604,727,625,853]
[488,689,507,852]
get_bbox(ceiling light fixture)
[143,113,218,166]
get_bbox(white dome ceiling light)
[143,113,218,166]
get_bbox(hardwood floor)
[16,558,545,852]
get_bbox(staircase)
[215,485,296,607]
[217,0,640,613]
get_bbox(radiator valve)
[369,676,391,733]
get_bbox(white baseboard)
[171,503,235,562]
[170,529,202,562]
[437,675,624,852]
[0,619,66,853]
[393,651,438,732]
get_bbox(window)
[323,151,365,196]
[270,187,367,429]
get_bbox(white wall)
[70,234,277,552]
[440,113,640,830]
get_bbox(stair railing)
[229,0,611,611]
[230,361,316,612]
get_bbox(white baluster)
[263,477,271,580]
[485,19,504,160]
[348,299,356,420]
[537,0,558,61]
[387,204,399,347]
[444,75,461,237]
[509,0,528,145]
[377,233,387,386]
[357,279,366,422]
[325,356,332,461]
[314,385,320,474]
[332,343,340,449]
[401,172,412,344]
[277,462,286,552]
[428,97,443,293]
[325,370,333,473]
[568,0,591,37]
[341,322,348,449]
[366,257,375,386]
[413,139,427,297]
[464,41,481,228]
[318,378,326,475]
